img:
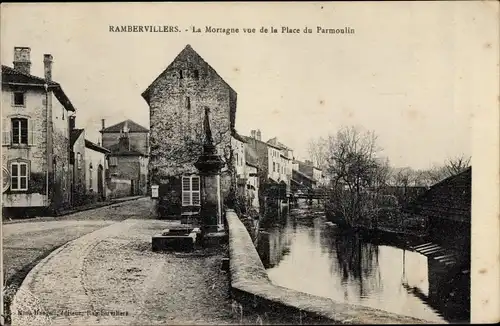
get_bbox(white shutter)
[2,118,10,146]
[191,176,200,206]
[28,120,34,146]
[182,176,191,206]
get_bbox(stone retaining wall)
[225,209,434,324]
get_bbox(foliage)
[149,104,232,180]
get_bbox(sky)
[1,2,498,170]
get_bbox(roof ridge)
[141,44,236,101]
[2,64,59,85]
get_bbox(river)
[256,202,468,323]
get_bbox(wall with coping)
[225,209,433,325]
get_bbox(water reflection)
[257,203,468,323]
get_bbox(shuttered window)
[11,162,28,191]
[182,175,201,206]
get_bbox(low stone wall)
[225,209,433,324]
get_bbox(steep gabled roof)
[70,129,84,147]
[409,167,471,224]
[243,135,282,150]
[141,44,238,129]
[101,119,149,133]
[85,139,111,154]
[2,65,76,112]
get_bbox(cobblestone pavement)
[2,197,153,324]
[10,217,276,325]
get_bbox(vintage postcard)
[1,2,499,325]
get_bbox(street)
[3,197,274,325]
[2,197,153,324]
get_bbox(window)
[179,69,183,79]
[193,69,199,79]
[109,157,118,166]
[182,175,201,206]
[13,92,25,107]
[76,152,82,169]
[11,118,28,145]
[11,162,28,191]
[273,162,276,172]
[235,153,239,166]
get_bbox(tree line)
[307,126,471,228]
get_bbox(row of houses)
[1,46,149,217]
[143,44,327,218]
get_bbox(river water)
[256,202,465,323]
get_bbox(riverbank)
[226,209,432,324]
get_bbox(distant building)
[107,131,148,197]
[292,159,325,188]
[69,117,110,205]
[100,119,149,156]
[2,47,75,215]
[142,44,241,218]
[69,126,86,205]
[84,139,110,200]
[266,136,293,189]
[244,145,260,209]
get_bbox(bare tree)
[307,137,329,170]
[420,154,471,185]
[324,126,384,227]
[445,155,471,176]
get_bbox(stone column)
[194,107,225,233]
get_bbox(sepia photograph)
[1,2,499,325]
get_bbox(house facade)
[142,44,239,218]
[2,47,75,215]
[293,159,324,188]
[84,139,110,201]
[107,132,148,198]
[69,125,86,206]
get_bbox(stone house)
[244,146,260,209]
[106,131,148,197]
[100,119,149,156]
[293,159,324,188]
[84,139,110,201]
[244,131,289,198]
[2,47,75,216]
[267,136,294,189]
[69,125,86,205]
[142,44,241,218]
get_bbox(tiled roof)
[101,119,149,133]
[409,167,471,224]
[232,129,247,143]
[242,136,282,150]
[70,129,84,147]
[85,139,110,154]
[2,65,76,111]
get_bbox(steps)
[410,242,458,266]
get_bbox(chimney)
[43,54,53,82]
[13,47,31,74]
[256,129,261,141]
[101,119,106,131]
[251,130,256,139]
[69,115,76,131]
